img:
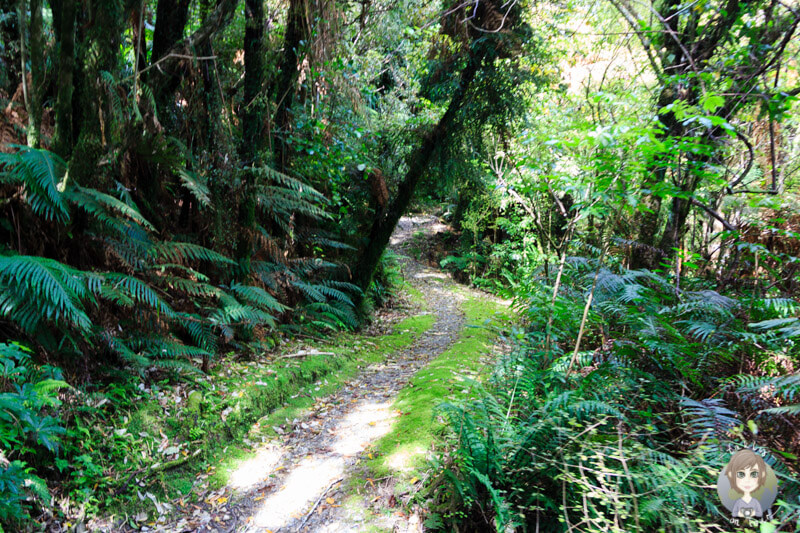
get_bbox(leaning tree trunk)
[353,48,485,294]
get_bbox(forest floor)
[91,215,510,533]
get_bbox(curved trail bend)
[157,216,503,533]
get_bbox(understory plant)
[426,259,800,532]
[0,343,68,528]
[0,145,362,526]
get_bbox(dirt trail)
[157,216,486,532]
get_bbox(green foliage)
[0,146,69,223]
[365,249,403,309]
[428,263,800,531]
[0,343,67,527]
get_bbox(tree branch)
[690,198,736,231]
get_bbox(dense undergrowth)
[424,253,800,532]
[2,0,800,530]
[0,142,411,528]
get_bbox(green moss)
[365,294,510,482]
[401,279,427,310]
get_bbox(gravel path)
[154,216,474,533]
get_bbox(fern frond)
[0,255,92,331]
[178,169,211,208]
[150,242,235,266]
[65,185,154,230]
[103,273,175,317]
[680,397,739,442]
[0,145,69,222]
[227,283,287,312]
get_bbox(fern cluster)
[0,145,364,525]
[0,146,360,372]
[0,343,68,526]
[427,259,800,531]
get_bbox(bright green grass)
[362,294,511,490]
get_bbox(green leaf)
[701,94,725,113]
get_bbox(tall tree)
[150,0,191,116]
[52,0,76,158]
[353,0,530,293]
[27,0,43,148]
[236,0,266,276]
[618,0,800,268]
[272,0,308,171]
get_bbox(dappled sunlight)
[227,446,282,491]
[413,271,449,280]
[385,443,427,472]
[331,400,395,455]
[249,399,398,530]
[253,455,345,529]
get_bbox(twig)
[120,53,218,82]
[113,448,202,495]
[726,129,755,192]
[277,349,335,360]
[296,477,343,531]
[566,234,610,377]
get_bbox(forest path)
[156,215,500,533]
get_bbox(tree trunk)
[27,0,43,148]
[353,48,485,294]
[150,0,191,117]
[52,0,76,158]
[236,0,266,277]
[272,0,307,171]
[131,1,148,78]
[0,0,20,95]
[146,0,239,122]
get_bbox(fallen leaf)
[326,497,335,504]
[410,477,419,484]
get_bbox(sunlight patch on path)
[228,446,282,491]
[253,456,344,529]
[249,400,396,531]
[413,271,448,280]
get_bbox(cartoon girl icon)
[723,449,769,518]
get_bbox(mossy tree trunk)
[236,0,266,278]
[27,0,43,148]
[52,0,75,159]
